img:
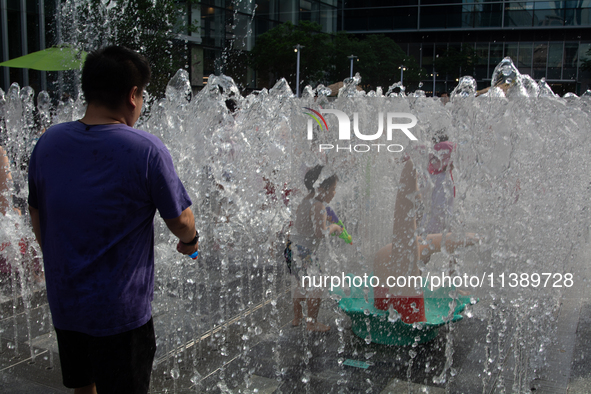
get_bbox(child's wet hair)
[304,165,338,195]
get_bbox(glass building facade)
[341,0,591,95]
[389,38,588,96]
[1,0,589,95]
[343,0,591,30]
[0,0,340,91]
[182,0,337,87]
[255,0,338,34]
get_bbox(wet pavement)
[2,238,591,394]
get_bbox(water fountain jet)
[0,56,590,392]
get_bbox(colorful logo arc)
[303,107,328,132]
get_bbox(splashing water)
[1,55,591,392]
[451,76,477,98]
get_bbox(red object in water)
[0,239,27,254]
[18,238,27,254]
[374,286,426,323]
[0,238,41,275]
[264,179,293,207]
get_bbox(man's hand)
[163,207,199,257]
[176,240,199,257]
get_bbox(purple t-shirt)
[28,121,192,336]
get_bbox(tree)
[61,0,190,98]
[251,24,423,92]
[106,0,189,97]
[582,47,591,72]
[433,46,479,81]
[327,32,365,83]
[250,21,332,90]
[329,33,423,91]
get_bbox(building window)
[504,2,534,27]
[563,42,579,80]
[565,3,591,26]
[279,0,296,23]
[505,43,519,64]
[319,4,337,33]
[490,43,504,69]
[578,43,591,91]
[534,2,565,27]
[393,7,417,30]
[547,42,564,79]
[474,2,503,27]
[422,44,434,68]
[364,7,393,30]
[420,5,463,29]
[343,9,367,30]
[518,42,533,77]
[475,43,489,80]
[533,43,548,80]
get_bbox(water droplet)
[387,305,400,323]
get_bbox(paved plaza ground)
[1,238,591,394]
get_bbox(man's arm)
[163,207,199,255]
[28,205,42,247]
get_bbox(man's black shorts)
[55,317,156,394]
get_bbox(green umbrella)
[0,45,87,71]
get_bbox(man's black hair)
[81,46,151,110]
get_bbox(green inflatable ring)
[332,275,476,346]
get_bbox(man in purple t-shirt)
[28,46,199,394]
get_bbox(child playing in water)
[422,132,455,234]
[373,158,478,323]
[289,165,342,332]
